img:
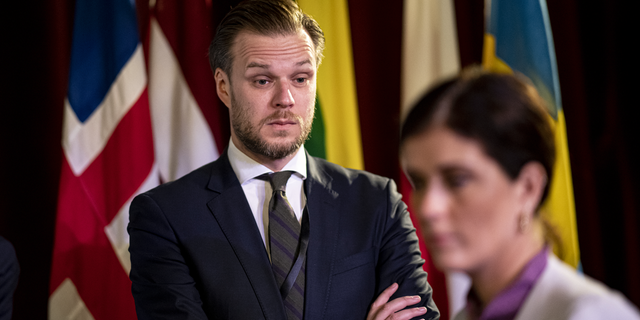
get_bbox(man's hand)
[366,283,428,320]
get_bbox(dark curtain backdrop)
[1,0,637,318]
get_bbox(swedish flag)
[483,0,580,269]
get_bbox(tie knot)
[267,171,293,192]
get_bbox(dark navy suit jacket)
[128,151,440,320]
[0,236,19,320]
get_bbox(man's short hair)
[209,0,325,76]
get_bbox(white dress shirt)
[227,139,307,252]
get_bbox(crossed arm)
[368,283,429,320]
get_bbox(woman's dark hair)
[400,69,556,207]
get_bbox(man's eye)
[295,77,306,83]
[256,79,269,85]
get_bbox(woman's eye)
[408,175,426,191]
[446,173,469,188]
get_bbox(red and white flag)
[144,0,225,182]
[49,0,225,318]
[49,0,157,319]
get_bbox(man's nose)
[273,81,295,108]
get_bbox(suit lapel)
[303,154,341,320]
[206,152,286,320]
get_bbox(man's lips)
[267,119,297,126]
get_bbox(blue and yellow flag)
[483,0,580,268]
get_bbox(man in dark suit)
[128,0,439,319]
[0,236,19,320]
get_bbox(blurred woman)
[399,70,640,320]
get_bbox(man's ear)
[214,68,231,108]
[517,161,548,215]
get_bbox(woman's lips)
[425,232,455,249]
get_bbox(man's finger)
[370,283,399,310]
[388,306,428,320]
[368,283,426,320]
[377,295,422,318]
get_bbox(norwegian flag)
[48,0,158,318]
[48,0,225,318]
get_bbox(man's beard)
[231,98,313,160]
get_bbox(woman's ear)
[214,68,232,108]
[517,161,548,215]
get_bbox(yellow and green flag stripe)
[298,0,364,171]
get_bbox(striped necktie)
[265,171,305,320]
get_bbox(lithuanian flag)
[297,0,364,170]
[483,0,580,269]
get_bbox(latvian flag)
[145,0,223,182]
[48,0,158,318]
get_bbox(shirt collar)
[466,246,550,320]
[227,138,307,184]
